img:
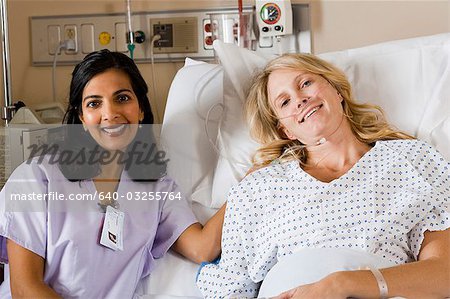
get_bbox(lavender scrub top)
[0,155,198,298]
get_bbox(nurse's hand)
[172,203,226,264]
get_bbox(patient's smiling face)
[79,68,144,151]
[267,69,344,145]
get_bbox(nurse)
[0,50,225,298]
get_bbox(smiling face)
[268,69,344,145]
[79,68,144,151]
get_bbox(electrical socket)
[64,24,78,54]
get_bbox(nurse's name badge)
[100,205,124,251]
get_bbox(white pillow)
[320,43,450,139]
[206,34,450,210]
[258,248,393,298]
[146,58,223,298]
[205,41,273,208]
[190,41,272,208]
[160,58,223,203]
[321,40,450,160]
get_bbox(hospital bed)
[135,32,450,298]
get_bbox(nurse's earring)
[138,112,144,128]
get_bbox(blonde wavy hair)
[245,53,413,170]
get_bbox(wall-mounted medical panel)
[30,4,310,65]
[150,17,198,54]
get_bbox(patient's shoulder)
[240,160,299,185]
[244,163,273,177]
[379,138,422,150]
[379,139,447,162]
[378,139,449,183]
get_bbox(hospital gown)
[0,155,197,298]
[197,139,450,298]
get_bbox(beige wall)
[0,0,449,125]
[311,0,449,54]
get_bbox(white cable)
[204,102,224,157]
[193,64,248,170]
[52,42,66,102]
[52,40,76,102]
[193,65,222,119]
[149,34,161,123]
[204,103,249,170]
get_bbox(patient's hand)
[273,272,346,299]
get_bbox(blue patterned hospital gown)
[197,140,450,298]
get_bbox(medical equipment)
[29,4,311,65]
[255,0,293,38]
[238,0,245,46]
[255,0,293,54]
[0,0,13,124]
[0,0,66,189]
[149,34,162,122]
[208,11,255,50]
[2,0,70,125]
[125,0,135,59]
[4,123,63,176]
[3,101,65,177]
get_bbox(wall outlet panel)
[31,5,310,65]
[151,17,198,53]
[46,25,61,55]
[63,24,78,53]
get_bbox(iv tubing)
[149,34,162,123]
[126,0,132,34]
[125,0,135,59]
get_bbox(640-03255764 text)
[9,191,182,201]
[100,191,182,201]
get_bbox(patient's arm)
[276,228,450,299]
[7,239,61,298]
[172,203,226,264]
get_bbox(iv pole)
[0,0,14,126]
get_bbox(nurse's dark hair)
[58,49,165,182]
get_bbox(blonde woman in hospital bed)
[0,50,225,298]
[196,53,450,298]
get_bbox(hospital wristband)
[368,267,388,299]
